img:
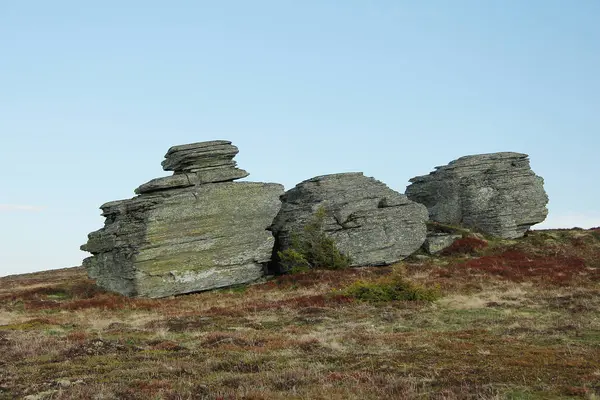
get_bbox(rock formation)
[135,141,250,194]
[406,152,548,239]
[81,140,283,298]
[270,173,429,270]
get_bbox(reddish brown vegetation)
[431,229,600,286]
[64,294,157,311]
[465,250,588,283]
[66,331,88,343]
[0,280,104,302]
[2,229,599,399]
[148,340,186,351]
[441,237,488,256]
[16,289,159,312]
[435,249,599,285]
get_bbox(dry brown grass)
[1,228,599,399]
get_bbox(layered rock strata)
[406,152,548,239]
[81,140,283,298]
[270,173,428,270]
[135,141,249,194]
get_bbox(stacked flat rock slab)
[81,140,283,298]
[406,152,548,239]
[135,141,250,194]
[270,173,429,269]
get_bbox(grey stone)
[135,167,249,194]
[82,140,283,298]
[83,182,283,298]
[424,233,462,254]
[406,152,548,239]
[56,379,72,388]
[270,173,429,270]
[161,140,241,173]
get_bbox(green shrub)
[278,249,311,274]
[344,267,440,302]
[278,206,351,272]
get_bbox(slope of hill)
[1,228,599,399]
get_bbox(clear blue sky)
[1,1,599,277]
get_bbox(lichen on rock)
[81,140,283,298]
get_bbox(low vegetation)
[1,228,599,399]
[344,266,440,302]
[277,206,351,272]
[440,236,489,256]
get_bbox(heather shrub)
[441,236,488,256]
[344,267,440,302]
[278,206,351,272]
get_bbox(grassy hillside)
[1,228,599,399]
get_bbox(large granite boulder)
[405,152,548,239]
[81,140,283,298]
[270,173,429,270]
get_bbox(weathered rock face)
[81,140,283,298]
[406,152,548,239]
[270,173,429,269]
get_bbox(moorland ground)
[1,228,599,399]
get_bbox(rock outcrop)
[406,152,548,239]
[81,140,283,298]
[270,173,429,269]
